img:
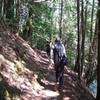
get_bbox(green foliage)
[21,2,56,50]
[0,0,98,86]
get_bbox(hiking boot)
[54,82,59,91]
[58,85,63,92]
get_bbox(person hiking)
[53,37,67,90]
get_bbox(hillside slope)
[0,31,95,100]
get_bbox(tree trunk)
[80,0,85,76]
[84,0,88,34]
[88,0,95,70]
[84,0,95,85]
[74,0,81,80]
[90,0,95,42]
[3,0,7,19]
[14,0,16,18]
[81,0,88,79]
[16,0,20,31]
[87,0,95,68]
[84,18,97,85]
[96,0,100,99]
[16,0,20,18]
[59,0,63,38]
[1,0,4,18]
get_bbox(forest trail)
[38,64,95,100]
[0,31,95,100]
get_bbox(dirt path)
[0,31,95,100]
[39,66,95,100]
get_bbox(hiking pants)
[55,64,64,87]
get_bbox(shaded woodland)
[0,0,100,100]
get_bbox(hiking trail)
[0,31,95,100]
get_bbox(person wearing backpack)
[53,37,67,90]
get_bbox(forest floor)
[37,63,95,100]
[0,30,95,100]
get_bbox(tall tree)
[80,0,85,76]
[74,0,81,80]
[84,18,98,85]
[90,0,95,42]
[84,0,96,85]
[59,0,63,38]
[96,0,100,99]
[88,0,95,72]
[14,0,16,18]
[1,0,4,18]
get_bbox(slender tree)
[80,0,85,76]
[59,0,63,38]
[74,0,81,80]
[14,0,16,18]
[1,0,4,18]
[88,0,95,73]
[84,17,98,85]
[84,0,96,85]
[90,0,95,42]
[96,0,100,99]
[84,0,88,32]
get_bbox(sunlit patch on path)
[39,89,59,98]
[63,97,70,100]
[41,79,55,85]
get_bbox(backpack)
[53,42,67,67]
[60,55,67,66]
[53,43,64,65]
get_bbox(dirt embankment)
[0,31,95,100]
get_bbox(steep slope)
[0,31,95,100]
[0,31,59,100]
